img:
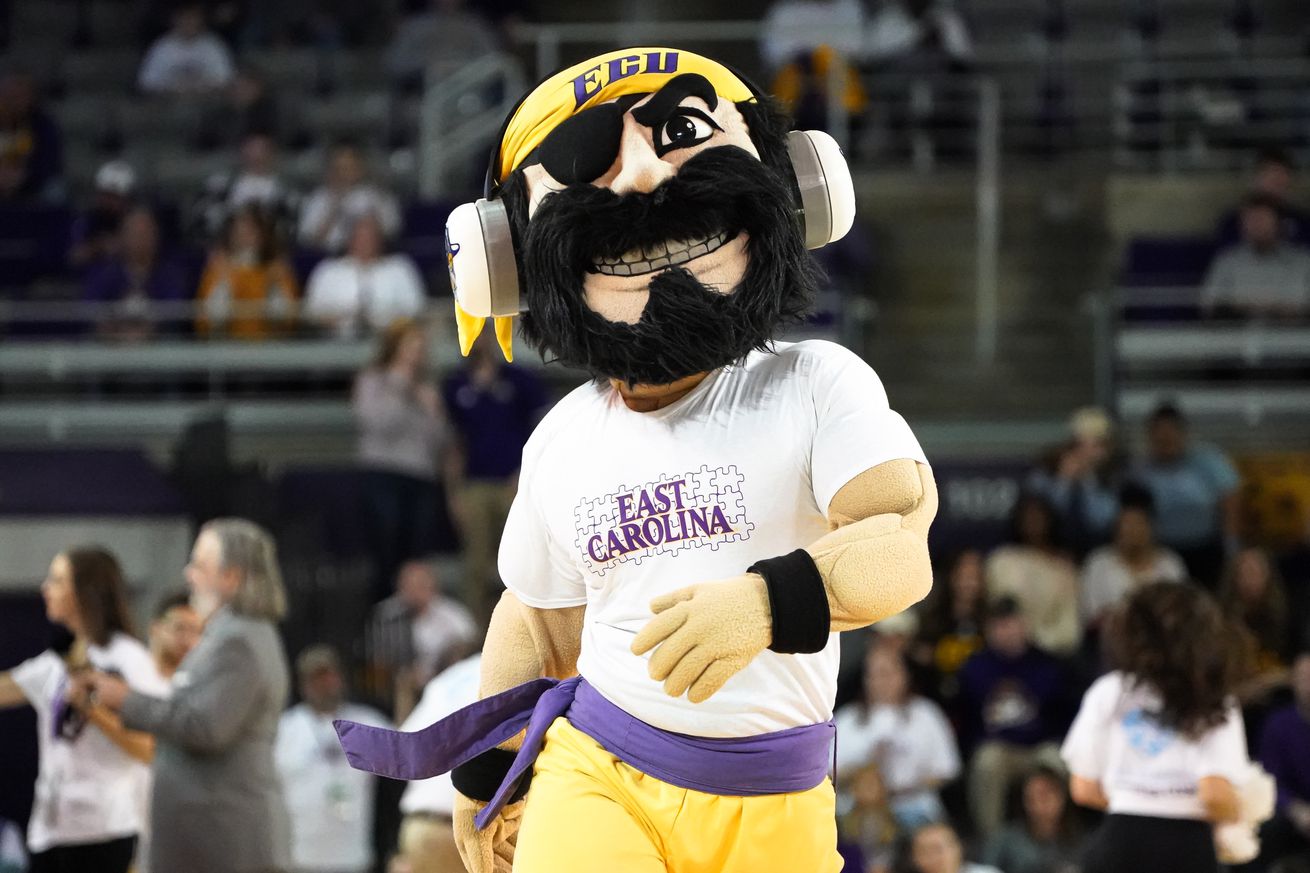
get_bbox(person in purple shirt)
[957,596,1071,838]
[441,331,548,625]
[1257,651,1310,870]
[82,206,190,341]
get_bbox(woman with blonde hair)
[0,546,167,873]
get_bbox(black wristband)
[748,548,831,654]
[451,748,532,804]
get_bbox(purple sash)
[334,676,834,830]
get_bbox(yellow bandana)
[459,48,755,361]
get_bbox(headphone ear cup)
[445,199,521,318]
[787,130,856,249]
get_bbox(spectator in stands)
[982,766,1086,873]
[1220,546,1292,670]
[442,330,548,624]
[395,652,481,873]
[770,46,869,135]
[199,67,281,148]
[354,320,449,600]
[298,141,402,253]
[1130,402,1240,589]
[276,645,390,873]
[1080,486,1188,632]
[196,204,299,339]
[912,547,986,706]
[194,133,299,242]
[305,212,426,339]
[385,0,500,92]
[908,822,1002,873]
[837,759,897,873]
[1215,147,1310,249]
[866,0,974,71]
[1202,191,1310,318]
[958,597,1069,839]
[368,560,477,721]
[1257,650,1310,870]
[137,2,236,95]
[0,69,64,203]
[85,518,293,873]
[759,0,867,71]
[1062,582,1255,873]
[0,547,166,873]
[835,646,961,829]
[84,206,190,341]
[985,494,1082,657]
[147,591,201,681]
[69,161,138,270]
[1027,407,1125,557]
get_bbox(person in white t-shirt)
[1062,582,1265,873]
[0,546,167,873]
[395,654,482,873]
[304,212,427,339]
[276,645,390,873]
[137,3,235,95]
[298,142,402,254]
[1079,488,1187,629]
[834,645,960,828]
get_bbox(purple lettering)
[646,51,678,74]
[616,493,636,524]
[652,484,673,513]
[667,479,687,510]
[686,507,710,537]
[606,529,626,557]
[635,489,658,519]
[587,535,608,562]
[572,66,604,107]
[620,523,648,550]
[642,517,665,546]
[707,505,733,536]
[607,55,642,87]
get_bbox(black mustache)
[524,145,798,275]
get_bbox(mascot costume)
[336,47,938,873]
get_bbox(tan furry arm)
[806,459,937,631]
[478,591,585,748]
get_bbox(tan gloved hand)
[453,794,524,873]
[630,573,773,703]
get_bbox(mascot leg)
[514,720,842,873]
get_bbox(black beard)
[514,145,819,386]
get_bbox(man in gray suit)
[86,518,292,873]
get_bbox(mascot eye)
[653,109,721,157]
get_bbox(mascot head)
[446,47,855,387]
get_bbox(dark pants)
[30,835,136,873]
[361,468,439,602]
[1083,813,1218,873]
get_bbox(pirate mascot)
[337,47,937,873]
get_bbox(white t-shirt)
[1061,671,1249,820]
[137,32,235,93]
[304,254,427,338]
[275,702,390,872]
[499,340,928,736]
[412,599,478,685]
[833,697,960,813]
[1079,547,1188,623]
[10,634,169,852]
[399,655,482,817]
[298,186,402,253]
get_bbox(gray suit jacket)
[122,607,291,873]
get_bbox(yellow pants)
[514,718,842,873]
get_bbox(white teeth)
[590,232,734,276]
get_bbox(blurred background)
[0,0,1309,871]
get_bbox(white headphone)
[446,128,856,320]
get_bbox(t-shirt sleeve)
[808,343,928,517]
[9,650,59,716]
[498,442,588,609]
[1194,702,1249,783]
[111,638,170,697]
[1198,446,1240,495]
[1061,672,1118,780]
